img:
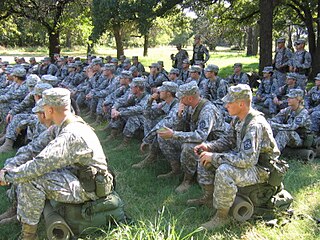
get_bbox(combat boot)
[0,134,6,145]
[103,129,120,142]
[132,151,157,169]
[175,173,194,194]
[187,184,214,207]
[115,136,131,149]
[200,208,230,230]
[0,138,14,153]
[0,206,16,221]
[0,214,17,225]
[19,223,38,240]
[157,161,181,179]
[91,114,103,127]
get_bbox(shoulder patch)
[295,117,302,123]
[198,120,206,130]
[243,139,252,150]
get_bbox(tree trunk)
[258,0,274,74]
[252,24,259,55]
[143,33,149,56]
[48,30,61,59]
[66,31,72,48]
[246,27,253,56]
[113,24,124,59]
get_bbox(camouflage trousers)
[0,101,19,120]
[96,98,105,116]
[75,92,88,108]
[109,115,145,138]
[6,114,35,141]
[310,110,320,134]
[274,130,303,152]
[296,73,307,90]
[274,70,287,87]
[213,163,269,209]
[16,169,97,225]
[158,138,198,174]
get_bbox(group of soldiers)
[0,34,318,237]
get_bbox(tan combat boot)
[103,129,119,142]
[115,136,131,149]
[175,173,194,193]
[0,138,14,153]
[91,114,103,127]
[187,184,214,208]
[157,161,181,179]
[132,151,157,169]
[19,223,38,240]
[200,208,230,230]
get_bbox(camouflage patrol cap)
[91,58,102,66]
[286,89,304,100]
[159,81,178,93]
[132,56,138,60]
[102,63,115,71]
[11,67,26,77]
[149,63,160,69]
[110,58,118,63]
[129,77,145,87]
[176,81,199,98]
[120,70,133,79]
[182,59,190,64]
[67,63,77,68]
[262,66,274,73]
[29,57,36,61]
[314,73,320,81]
[277,37,285,43]
[26,74,41,87]
[32,99,45,113]
[42,87,71,107]
[189,65,202,73]
[286,72,297,80]
[157,61,164,67]
[41,74,59,87]
[32,82,53,95]
[119,55,126,61]
[233,63,242,68]
[129,66,138,73]
[123,59,131,67]
[222,84,252,103]
[43,57,51,62]
[169,68,180,75]
[296,39,306,45]
[74,61,83,67]
[204,64,219,73]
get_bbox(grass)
[0,48,319,239]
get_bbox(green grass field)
[0,47,319,239]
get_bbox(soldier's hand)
[6,114,12,124]
[273,97,279,105]
[199,152,213,168]
[140,143,149,153]
[178,102,185,118]
[157,126,173,140]
[194,143,209,156]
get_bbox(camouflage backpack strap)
[191,98,209,124]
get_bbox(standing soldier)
[171,43,189,70]
[191,34,210,66]
[273,37,293,87]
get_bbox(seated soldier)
[227,63,249,85]
[269,89,311,152]
[194,84,280,230]
[0,88,117,239]
[305,73,320,136]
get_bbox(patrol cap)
[110,58,118,63]
[32,99,45,113]
[120,70,133,79]
[314,73,320,81]
[74,61,83,67]
[189,65,202,73]
[11,67,26,77]
[176,81,199,98]
[194,34,201,40]
[157,61,164,67]
[169,68,180,75]
[42,87,71,107]
[32,82,53,95]
[149,63,160,69]
[233,63,242,68]
[123,59,131,67]
[129,77,145,87]
[129,66,138,73]
[26,74,41,87]
[29,57,36,61]
[132,56,138,60]
[119,55,126,61]
[5,65,13,74]
[277,37,286,43]
[296,39,306,45]
[286,88,304,100]
[67,63,77,68]
[43,57,51,62]
[222,84,252,103]
[262,66,274,73]
[91,58,102,66]
[204,64,219,73]
[286,72,297,80]
[102,63,115,71]
[41,74,59,86]
[159,81,178,93]
[182,59,190,64]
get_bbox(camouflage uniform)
[269,89,311,151]
[171,45,189,70]
[4,88,114,226]
[305,74,320,134]
[146,63,168,93]
[186,65,208,98]
[227,63,250,85]
[191,41,210,65]
[198,85,279,210]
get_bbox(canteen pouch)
[78,166,97,192]
[268,160,288,187]
[95,174,113,198]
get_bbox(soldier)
[191,34,210,65]
[194,84,280,230]
[41,57,58,76]
[146,63,167,93]
[109,77,149,147]
[132,56,145,76]
[133,81,179,169]
[186,65,208,98]
[273,72,302,111]
[168,68,184,85]
[157,61,169,76]
[157,81,223,193]
[0,88,117,240]
[289,39,312,89]
[171,43,189,70]
[253,66,278,116]
[179,59,190,82]
[305,73,320,136]
[273,37,293,87]
[269,89,311,151]
[227,63,249,85]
